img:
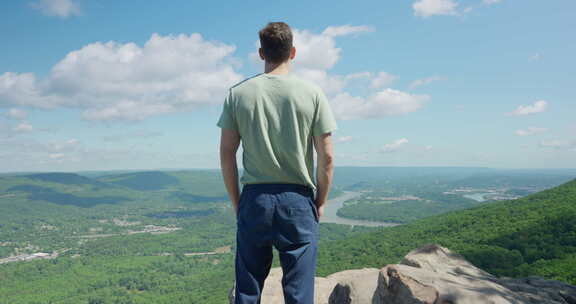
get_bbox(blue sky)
[0,0,574,172]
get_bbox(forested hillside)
[317,179,576,285]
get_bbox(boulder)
[376,244,576,304]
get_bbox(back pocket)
[276,192,317,242]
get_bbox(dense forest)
[317,179,576,285]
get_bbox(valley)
[0,167,575,303]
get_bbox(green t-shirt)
[216,72,338,191]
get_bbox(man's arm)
[313,132,334,218]
[219,128,241,215]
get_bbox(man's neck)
[264,61,291,75]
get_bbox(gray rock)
[374,266,438,304]
[229,267,379,304]
[327,268,381,304]
[376,244,576,304]
[229,244,576,304]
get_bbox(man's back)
[218,21,336,304]
[217,72,336,191]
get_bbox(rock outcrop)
[228,267,380,303]
[229,244,576,303]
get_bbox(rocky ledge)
[229,244,576,304]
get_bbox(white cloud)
[46,138,81,152]
[81,101,175,121]
[49,153,65,159]
[322,25,375,37]
[529,53,542,61]
[13,122,34,133]
[370,72,397,88]
[101,130,163,142]
[483,0,501,4]
[331,89,429,120]
[413,0,459,17]
[509,100,548,116]
[30,0,80,18]
[292,68,348,96]
[335,136,353,143]
[6,108,28,120]
[409,76,442,89]
[380,138,409,153]
[292,28,343,70]
[0,135,173,171]
[344,72,372,81]
[0,33,243,121]
[0,72,62,108]
[515,127,548,136]
[539,140,575,150]
[0,137,137,171]
[334,152,369,161]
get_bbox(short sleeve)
[312,89,338,136]
[216,90,238,131]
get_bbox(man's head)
[258,22,295,64]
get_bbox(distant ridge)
[22,172,111,188]
[7,184,128,207]
[97,171,180,191]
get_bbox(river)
[320,191,400,227]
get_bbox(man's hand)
[314,198,326,219]
[220,128,241,216]
[316,204,325,219]
[313,132,334,220]
[233,198,240,216]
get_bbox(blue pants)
[234,183,319,304]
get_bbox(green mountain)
[317,178,576,285]
[97,171,180,191]
[23,172,112,188]
[0,170,228,210]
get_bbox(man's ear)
[290,46,296,60]
[258,48,265,61]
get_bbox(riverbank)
[320,191,401,227]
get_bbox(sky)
[0,0,575,172]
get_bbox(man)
[217,21,337,304]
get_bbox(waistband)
[242,183,314,196]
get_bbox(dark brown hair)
[258,22,293,64]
